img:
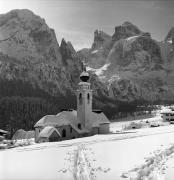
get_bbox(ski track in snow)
[122,144,174,180]
[73,145,91,180]
[58,144,110,180]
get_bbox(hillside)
[1,124,174,180]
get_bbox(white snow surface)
[1,123,174,180]
[126,35,139,42]
[91,50,98,54]
[95,63,110,76]
[86,63,110,76]
[168,40,172,44]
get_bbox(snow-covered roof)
[39,126,61,138]
[70,124,89,134]
[34,115,69,127]
[34,110,79,128]
[90,112,110,127]
[160,109,173,114]
[34,110,110,130]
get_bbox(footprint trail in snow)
[58,144,110,180]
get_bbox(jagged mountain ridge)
[78,22,174,103]
[0,9,174,126]
[0,9,118,122]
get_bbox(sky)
[0,0,174,50]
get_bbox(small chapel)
[34,71,110,143]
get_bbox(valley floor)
[1,123,174,180]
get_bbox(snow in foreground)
[1,125,174,180]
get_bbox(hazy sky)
[0,0,174,50]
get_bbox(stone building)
[34,71,110,143]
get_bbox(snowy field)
[1,125,174,180]
[1,106,174,180]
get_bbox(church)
[34,71,110,143]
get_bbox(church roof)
[34,110,79,127]
[70,124,89,134]
[34,110,110,129]
[39,126,61,138]
[90,112,110,127]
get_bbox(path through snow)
[73,145,91,180]
[58,144,111,180]
[122,144,174,180]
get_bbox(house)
[161,108,174,121]
[34,71,110,143]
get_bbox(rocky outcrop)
[78,30,112,68]
[165,27,174,42]
[112,21,143,42]
[0,9,117,119]
[0,9,80,98]
[78,22,174,104]
[92,30,111,50]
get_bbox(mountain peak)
[92,30,111,50]
[165,27,174,42]
[112,22,142,41]
[60,38,76,64]
[0,9,62,64]
[122,21,135,26]
[60,38,67,47]
[94,30,111,41]
[60,38,75,52]
[1,9,44,22]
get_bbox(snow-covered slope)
[1,124,174,180]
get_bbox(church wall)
[91,127,99,135]
[39,137,48,143]
[99,123,110,134]
[49,131,61,142]
[35,127,42,143]
[35,124,84,143]
[56,125,80,140]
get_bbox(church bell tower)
[77,71,92,129]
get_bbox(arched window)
[78,123,81,130]
[62,129,66,137]
[79,93,82,104]
[87,93,90,104]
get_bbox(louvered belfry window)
[79,93,82,104]
[87,93,90,104]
